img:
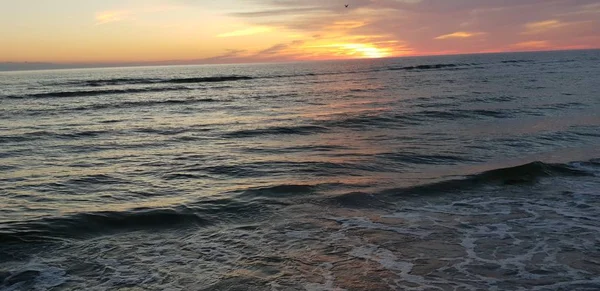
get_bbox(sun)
[339,43,392,58]
[304,42,393,59]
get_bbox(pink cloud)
[226,0,600,57]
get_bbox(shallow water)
[1,50,599,290]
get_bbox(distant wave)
[69,78,162,87]
[387,63,475,71]
[46,75,254,87]
[413,109,515,120]
[320,108,515,130]
[0,130,111,144]
[167,76,253,83]
[501,60,534,64]
[219,108,518,139]
[0,122,327,144]
[33,60,538,91]
[6,87,191,99]
[239,184,317,198]
[0,120,218,143]
[323,114,416,130]
[1,97,223,118]
[176,160,375,179]
[224,125,329,138]
[73,98,221,111]
[376,153,477,165]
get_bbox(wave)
[1,161,595,243]
[0,199,269,244]
[412,109,515,120]
[68,78,161,87]
[0,122,219,144]
[238,184,317,198]
[0,208,205,244]
[73,98,221,111]
[387,63,475,71]
[6,60,528,100]
[376,153,477,165]
[324,114,418,129]
[22,59,539,95]
[180,160,376,179]
[47,75,254,87]
[0,130,111,144]
[33,62,498,91]
[415,108,514,120]
[0,123,213,143]
[391,161,592,195]
[322,108,514,130]
[7,87,191,99]
[2,97,222,117]
[327,161,596,207]
[500,60,534,64]
[224,125,329,138]
[242,144,348,154]
[166,76,253,83]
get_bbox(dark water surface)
[1,50,600,290]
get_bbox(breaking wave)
[328,161,596,207]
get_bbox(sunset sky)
[1,0,599,65]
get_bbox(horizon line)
[1,48,598,73]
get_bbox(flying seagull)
[345,4,349,8]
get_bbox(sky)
[1,0,599,66]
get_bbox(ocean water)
[1,50,599,290]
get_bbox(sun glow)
[217,26,273,38]
[306,43,392,59]
[2,0,598,66]
[339,43,391,58]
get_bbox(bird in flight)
[345,4,349,8]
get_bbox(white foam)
[333,216,433,238]
[285,230,314,239]
[303,263,346,291]
[1,261,67,291]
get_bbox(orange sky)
[1,0,599,65]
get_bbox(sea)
[1,50,599,291]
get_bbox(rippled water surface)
[1,50,600,290]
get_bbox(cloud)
[512,40,550,49]
[188,41,307,64]
[558,3,600,16]
[434,31,485,40]
[94,5,185,26]
[521,19,596,36]
[256,41,303,56]
[95,10,130,25]
[307,43,394,58]
[231,7,326,18]
[180,0,600,61]
[217,26,273,37]
[202,49,249,62]
[325,21,367,30]
[522,20,567,34]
